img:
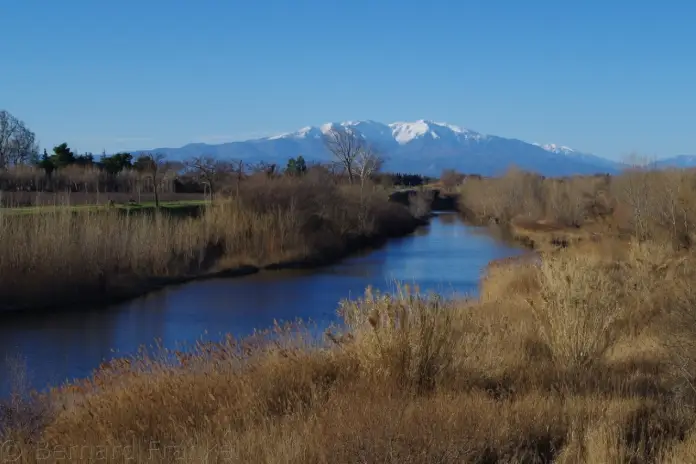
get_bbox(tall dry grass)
[459,167,696,251]
[3,235,696,462]
[527,251,630,370]
[0,176,419,311]
[459,168,613,228]
[4,239,696,463]
[7,167,696,462]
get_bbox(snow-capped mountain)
[532,142,623,173]
[267,120,484,145]
[136,119,623,177]
[534,143,576,155]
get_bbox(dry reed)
[5,168,696,462]
[0,177,419,311]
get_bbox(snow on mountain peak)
[320,122,336,134]
[435,122,465,133]
[387,119,482,144]
[268,119,484,145]
[267,126,315,140]
[535,143,576,155]
[389,120,432,143]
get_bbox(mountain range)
[134,120,692,177]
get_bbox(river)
[0,213,523,395]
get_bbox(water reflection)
[0,214,523,394]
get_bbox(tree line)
[0,109,433,200]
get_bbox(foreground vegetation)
[3,240,696,462]
[4,166,696,462]
[0,172,424,312]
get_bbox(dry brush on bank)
[6,166,696,462]
[0,175,420,311]
[4,238,696,462]
[459,166,696,250]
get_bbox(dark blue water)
[0,214,523,394]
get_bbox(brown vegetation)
[459,166,696,251]
[6,166,696,462]
[0,174,421,312]
[4,238,696,462]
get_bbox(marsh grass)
[0,177,419,310]
[7,169,696,462]
[526,251,630,370]
[458,167,696,251]
[3,234,696,462]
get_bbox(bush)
[526,250,629,370]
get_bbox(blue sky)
[2,0,694,160]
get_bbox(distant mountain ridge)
[135,119,630,177]
[652,155,696,169]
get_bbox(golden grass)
[3,235,696,463]
[6,168,696,462]
[458,167,696,251]
[0,176,420,311]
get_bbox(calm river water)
[0,213,523,394]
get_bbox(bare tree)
[184,155,233,199]
[324,127,364,184]
[228,159,248,198]
[135,153,171,208]
[354,145,384,188]
[0,110,39,169]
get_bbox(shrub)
[526,250,629,370]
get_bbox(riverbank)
[3,234,696,462]
[456,167,696,251]
[5,169,696,462]
[0,217,426,315]
[0,178,426,314]
[0,214,513,396]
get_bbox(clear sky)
[2,0,694,160]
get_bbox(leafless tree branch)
[136,153,172,208]
[184,155,234,198]
[354,145,384,186]
[324,127,364,184]
[0,110,39,169]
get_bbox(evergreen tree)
[101,152,133,175]
[37,149,55,175]
[50,143,76,168]
[285,155,307,176]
